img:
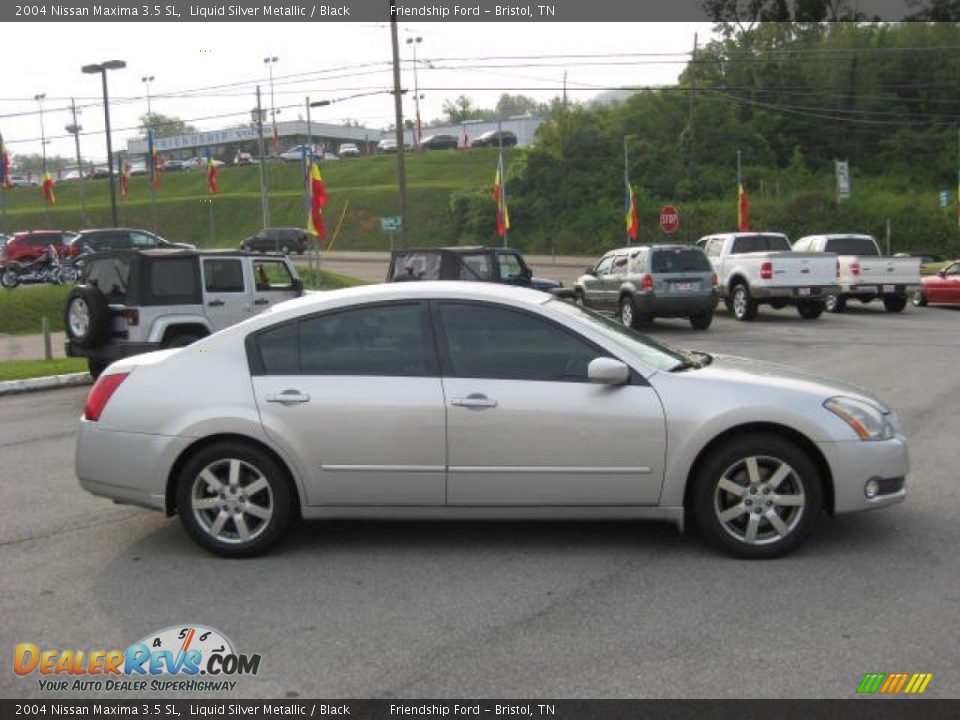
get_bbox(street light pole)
[255,85,270,229]
[142,74,157,231]
[390,4,408,246]
[82,60,126,228]
[406,36,423,149]
[264,56,279,155]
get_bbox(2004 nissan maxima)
[76,282,908,558]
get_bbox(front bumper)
[817,434,909,514]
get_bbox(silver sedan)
[75,282,908,558]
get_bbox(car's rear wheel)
[730,284,758,321]
[689,310,713,330]
[912,290,927,307]
[883,296,907,313]
[619,296,647,328]
[176,442,295,557]
[692,434,822,558]
[796,299,824,319]
[825,293,846,313]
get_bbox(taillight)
[124,308,139,326]
[640,274,653,291]
[83,372,129,422]
[760,262,773,280]
[850,262,861,276]
[712,272,719,287]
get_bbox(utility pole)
[687,32,698,188]
[67,99,87,226]
[256,85,270,229]
[390,1,408,246]
[142,75,157,232]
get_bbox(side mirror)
[587,357,630,386]
[585,266,596,276]
[937,269,947,278]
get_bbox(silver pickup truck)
[792,234,921,313]
[697,232,838,321]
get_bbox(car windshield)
[547,299,688,372]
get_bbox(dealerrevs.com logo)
[13,624,261,693]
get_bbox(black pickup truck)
[386,246,563,293]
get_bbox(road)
[2,302,958,700]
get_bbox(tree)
[138,113,198,139]
[441,95,491,124]
[494,94,546,118]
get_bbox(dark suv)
[69,228,192,257]
[240,227,310,255]
[387,246,562,293]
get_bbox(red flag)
[42,171,55,206]
[737,182,749,232]
[307,161,327,239]
[120,163,129,199]
[206,149,218,194]
[152,152,163,189]
[493,155,510,237]
[625,186,639,240]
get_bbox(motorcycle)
[1,246,78,289]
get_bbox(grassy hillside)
[0,149,502,250]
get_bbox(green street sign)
[380,216,403,232]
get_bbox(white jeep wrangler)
[64,249,303,377]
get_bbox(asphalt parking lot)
[2,301,958,700]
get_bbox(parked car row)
[1,228,193,266]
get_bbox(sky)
[1,22,715,166]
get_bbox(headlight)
[824,396,895,441]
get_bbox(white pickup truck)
[792,234,921,313]
[697,232,838,321]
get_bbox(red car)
[914,261,960,307]
[1,230,76,263]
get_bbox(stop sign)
[659,205,680,234]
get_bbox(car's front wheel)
[912,290,927,307]
[691,434,822,558]
[825,293,846,313]
[176,442,296,557]
[883,296,907,313]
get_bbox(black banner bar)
[1,700,959,720]
[0,0,923,24]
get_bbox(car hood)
[690,353,890,411]
[530,276,562,290]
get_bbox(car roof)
[397,246,518,254]
[83,248,277,259]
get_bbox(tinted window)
[299,304,429,376]
[257,322,299,375]
[85,257,131,301]
[460,254,493,280]
[438,303,600,382]
[148,258,198,302]
[824,236,880,256]
[730,235,791,254]
[204,259,245,293]
[253,260,293,290]
[651,247,711,273]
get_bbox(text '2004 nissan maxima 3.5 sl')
[75,282,908,558]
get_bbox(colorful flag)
[493,153,510,237]
[206,148,218,194]
[120,158,129,199]
[625,185,639,240]
[0,135,11,190]
[307,161,327,239]
[42,171,55,205]
[738,182,749,232]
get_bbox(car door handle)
[254,298,269,305]
[451,394,498,409]
[208,299,224,307]
[266,390,310,404]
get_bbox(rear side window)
[651,248,711,273]
[824,237,880,256]
[204,259,245,293]
[460,254,493,280]
[731,235,791,253]
[256,323,299,375]
[147,258,199,304]
[391,252,441,281]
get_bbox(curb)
[0,372,92,397]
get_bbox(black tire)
[573,289,585,307]
[1,267,20,289]
[162,332,205,349]
[280,244,290,255]
[730,283,758,322]
[619,295,648,329]
[176,441,296,557]
[796,300,825,320]
[912,290,927,307]
[691,433,823,559]
[689,310,714,330]
[87,358,111,379]
[883,296,907,313]
[64,285,110,349]
[825,293,846,313]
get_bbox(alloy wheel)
[713,455,805,546]
[190,458,274,545]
